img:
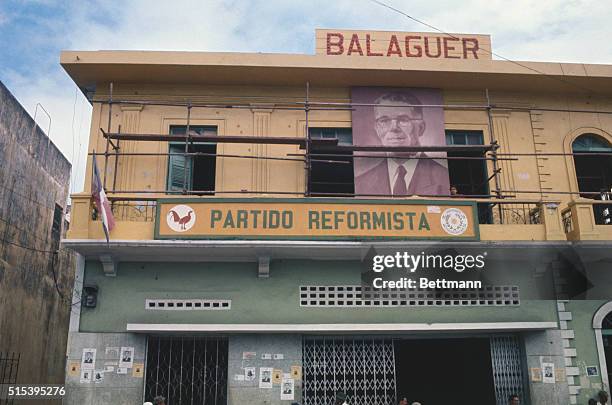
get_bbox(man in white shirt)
[355,91,449,196]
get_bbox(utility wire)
[0,182,59,212]
[368,0,597,95]
[0,216,56,246]
[0,236,63,254]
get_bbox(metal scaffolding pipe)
[102,189,607,197]
[295,153,518,161]
[93,97,612,116]
[100,129,339,148]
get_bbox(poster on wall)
[68,361,80,377]
[81,348,96,370]
[93,370,104,383]
[542,362,555,383]
[290,365,302,380]
[351,87,450,197]
[119,347,134,369]
[530,368,542,382]
[280,376,295,401]
[245,367,256,381]
[105,347,120,362]
[259,367,273,389]
[80,369,92,384]
[242,351,256,360]
[587,366,599,377]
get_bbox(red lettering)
[347,34,364,56]
[386,35,402,57]
[405,35,422,57]
[443,37,460,59]
[366,34,383,56]
[326,33,344,55]
[462,38,480,59]
[424,37,441,58]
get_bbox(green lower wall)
[80,259,558,332]
[566,300,609,403]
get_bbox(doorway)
[302,335,526,405]
[394,337,496,405]
[144,336,228,405]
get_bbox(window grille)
[144,336,228,405]
[145,299,231,310]
[299,285,519,307]
[0,351,20,405]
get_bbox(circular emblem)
[440,208,468,236]
[166,204,196,232]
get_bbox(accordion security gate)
[144,337,228,405]
[303,335,526,405]
[490,335,527,404]
[303,337,396,405]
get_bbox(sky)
[1,0,611,195]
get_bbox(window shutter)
[167,145,192,191]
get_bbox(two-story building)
[61,29,612,405]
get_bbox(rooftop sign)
[316,29,492,60]
[155,198,479,241]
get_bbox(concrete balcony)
[67,193,567,243]
[562,199,612,241]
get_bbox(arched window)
[604,312,612,330]
[572,134,612,224]
[603,312,612,387]
[572,134,612,152]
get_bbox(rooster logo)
[166,205,196,232]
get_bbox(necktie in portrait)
[393,165,407,195]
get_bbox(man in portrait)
[353,89,450,196]
[122,350,132,362]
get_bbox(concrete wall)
[0,81,75,388]
[523,329,571,404]
[78,259,558,332]
[64,332,146,405]
[565,300,609,404]
[228,334,302,404]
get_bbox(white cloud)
[3,0,611,198]
[3,68,92,195]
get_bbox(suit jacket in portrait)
[355,158,450,196]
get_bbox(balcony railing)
[92,198,545,226]
[92,199,157,222]
[477,202,541,225]
[111,200,156,222]
[70,193,568,242]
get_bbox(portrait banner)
[351,87,450,197]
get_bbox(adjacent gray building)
[0,81,75,396]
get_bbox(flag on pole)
[91,152,115,242]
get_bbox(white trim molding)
[593,301,612,392]
[126,321,557,333]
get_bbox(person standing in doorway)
[153,396,166,405]
[599,391,609,404]
[509,393,519,404]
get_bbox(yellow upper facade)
[62,29,612,243]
